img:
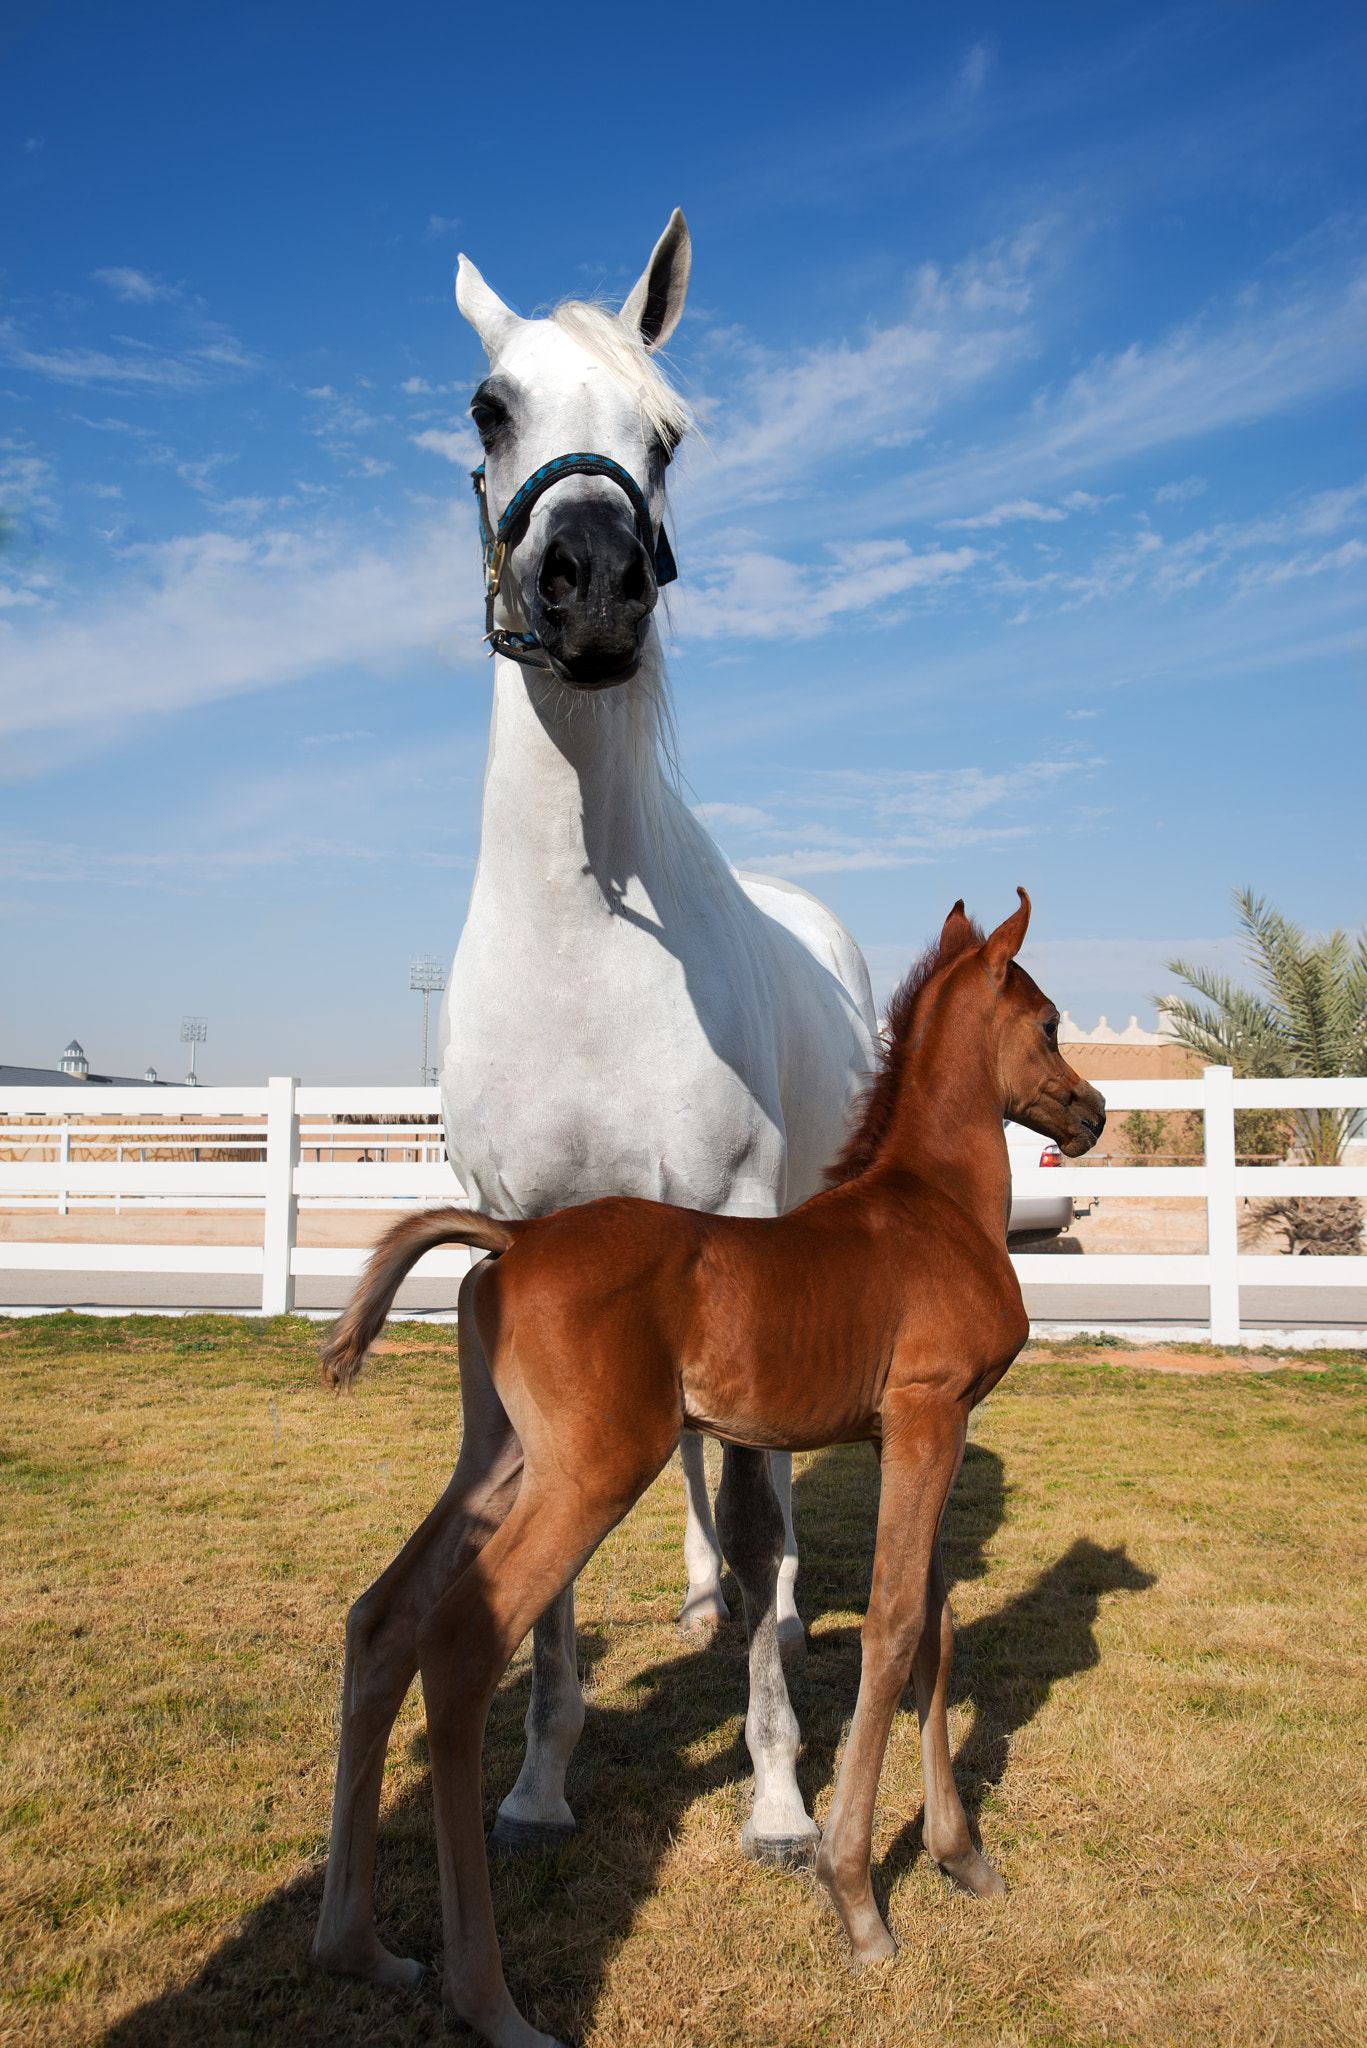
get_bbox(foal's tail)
[320,1206,523,1389]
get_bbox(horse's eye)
[470,397,508,442]
[655,424,681,466]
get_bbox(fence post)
[58,1119,69,1217]
[262,1076,300,1316]
[1204,1064,1239,1344]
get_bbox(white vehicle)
[1005,1120,1072,1239]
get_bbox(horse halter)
[472,454,678,668]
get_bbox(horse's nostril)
[620,552,646,604]
[539,540,581,610]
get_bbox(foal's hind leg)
[314,1267,522,1988]
[912,1535,1006,1897]
[716,1445,819,1862]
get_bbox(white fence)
[2,1070,1365,1341]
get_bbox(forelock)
[550,299,692,449]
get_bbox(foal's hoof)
[489,1814,576,1857]
[743,1833,818,1871]
[935,1846,1007,1898]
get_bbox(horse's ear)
[455,254,521,358]
[620,209,691,352]
[941,898,973,949]
[984,887,1031,985]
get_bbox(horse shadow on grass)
[97,1443,1154,2047]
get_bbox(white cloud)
[0,504,486,741]
[0,318,257,391]
[676,225,1048,517]
[1153,475,1206,504]
[958,38,994,96]
[411,425,481,466]
[887,257,1367,520]
[942,498,1067,529]
[93,267,176,304]
[423,215,461,242]
[696,759,1095,877]
[691,802,776,832]
[677,537,979,641]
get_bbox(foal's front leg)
[816,1403,968,1964]
[912,1536,1006,1897]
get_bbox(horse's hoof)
[676,1588,730,1637]
[744,1833,817,1871]
[489,1814,577,1857]
[777,1616,807,1671]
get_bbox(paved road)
[2,1270,1364,1336]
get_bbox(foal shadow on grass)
[97,1443,1153,2047]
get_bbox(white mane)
[551,298,693,451]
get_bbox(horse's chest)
[439,913,785,1219]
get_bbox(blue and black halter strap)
[472,453,678,668]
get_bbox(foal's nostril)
[539,539,581,611]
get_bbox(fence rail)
[2,1070,1365,1338]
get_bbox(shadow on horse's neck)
[485,648,687,927]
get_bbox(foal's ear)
[940,898,974,949]
[984,887,1032,985]
[455,254,522,358]
[620,209,691,352]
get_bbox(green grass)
[0,1313,1364,2046]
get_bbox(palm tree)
[1159,888,1367,1166]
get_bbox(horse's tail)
[320,1206,523,1389]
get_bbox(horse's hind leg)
[716,1445,819,1863]
[489,1582,584,1852]
[912,1536,1006,1897]
[676,1429,730,1633]
[314,1265,522,1988]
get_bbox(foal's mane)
[825,912,986,1186]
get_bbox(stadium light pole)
[409,956,446,1086]
[180,1015,207,1086]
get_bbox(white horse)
[315,211,876,1994]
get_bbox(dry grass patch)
[0,1315,1364,2046]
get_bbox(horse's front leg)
[676,1429,730,1633]
[769,1449,806,1667]
[489,1584,584,1851]
[716,1444,820,1863]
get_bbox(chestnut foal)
[316,890,1104,2048]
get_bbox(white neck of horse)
[476,653,668,906]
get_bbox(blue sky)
[2,0,1364,1082]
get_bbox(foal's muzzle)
[531,500,658,689]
